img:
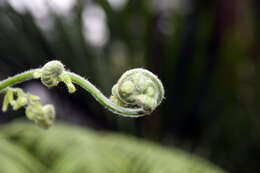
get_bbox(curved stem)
[67,72,145,117]
[0,69,145,117]
[0,69,38,92]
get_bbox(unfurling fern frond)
[0,60,165,128]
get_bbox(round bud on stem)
[25,103,56,129]
[41,60,64,88]
[111,68,164,115]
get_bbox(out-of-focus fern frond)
[0,138,47,173]
[0,122,227,173]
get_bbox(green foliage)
[0,122,226,173]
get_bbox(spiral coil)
[41,60,64,88]
[110,68,164,114]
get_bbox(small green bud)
[145,86,155,97]
[135,95,157,112]
[11,88,28,110]
[119,80,135,97]
[59,73,76,93]
[25,103,44,121]
[41,60,65,88]
[25,103,55,129]
[39,104,55,129]
[2,89,14,112]
[12,97,27,110]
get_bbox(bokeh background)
[0,0,260,172]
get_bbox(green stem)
[0,70,38,91]
[0,69,145,117]
[67,72,145,117]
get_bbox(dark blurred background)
[0,0,259,172]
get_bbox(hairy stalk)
[67,72,145,117]
[0,70,38,91]
[0,60,165,128]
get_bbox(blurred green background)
[0,0,259,172]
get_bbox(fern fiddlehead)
[40,60,64,88]
[0,60,165,128]
[110,68,164,114]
